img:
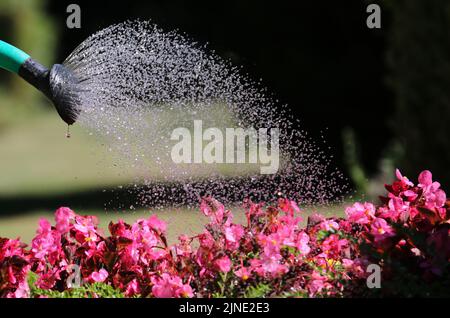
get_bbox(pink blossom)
[278,198,300,216]
[234,266,251,281]
[125,279,141,297]
[370,218,395,242]
[89,269,108,283]
[251,253,288,277]
[73,215,98,234]
[146,215,167,233]
[345,202,375,225]
[318,219,340,231]
[396,169,414,187]
[151,273,190,298]
[224,224,244,250]
[295,232,311,255]
[321,234,348,257]
[151,273,177,298]
[215,256,232,273]
[1,168,448,298]
[176,284,194,298]
[6,281,29,298]
[224,224,244,243]
[200,197,225,224]
[418,170,447,211]
[55,207,75,233]
[308,271,330,296]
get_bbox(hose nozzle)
[19,59,80,125]
[0,40,80,125]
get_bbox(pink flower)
[386,169,414,197]
[151,273,177,298]
[295,232,311,255]
[224,224,244,250]
[215,256,232,273]
[200,197,226,224]
[387,197,410,222]
[37,218,52,235]
[278,198,300,216]
[396,169,414,187]
[151,273,190,298]
[224,224,244,243]
[73,215,98,234]
[89,269,108,283]
[342,258,354,268]
[370,218,395,242]
[175,284,194,298]
[418,170,447,210]
[250,253,288,277]
[308,271,330,296]
[174,235,192,257]
[55,207,75,233]
[234,266,251,281]
[146,215,167,233]
[321,234,348,257]
[125,279,141,297]
[6,281,29,298]
[345,202,375,224]
[402,190,418,202]
[318,219,340,231]
[31,219,61,260]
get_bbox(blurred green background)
[0,0,449,242]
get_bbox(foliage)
[0,169,449,298]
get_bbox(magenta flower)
[1,168,448,298]
[73,215,98,234]
[321,234,348,257]
[54,207,75,233]
[215,256,232,273]
[146,215,167,233]
[345,202,375,225]
[89,269,108,283]
[295,232,311,255]
[370,218,395,242]
[318,219,340,231]
[151,273,191,298]
[175,284,194,298]
[308,271,330,296]
[396,169,414,187]
[278,198,300,216]
[234,266,251,281]
[224,224,244,250]
[125,279,141,297]
[151,273,177,298]
[418,170,447,211]
[200,197,227,224]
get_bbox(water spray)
[0,40,80,125]
[0,21,348,207]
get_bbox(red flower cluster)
[0,169,449,298]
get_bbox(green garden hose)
[0,40,30,74]
[0,39,80,124]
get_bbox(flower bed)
[1,169,449,298]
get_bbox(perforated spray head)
[48,64,81,125]
[18,59,81,125]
